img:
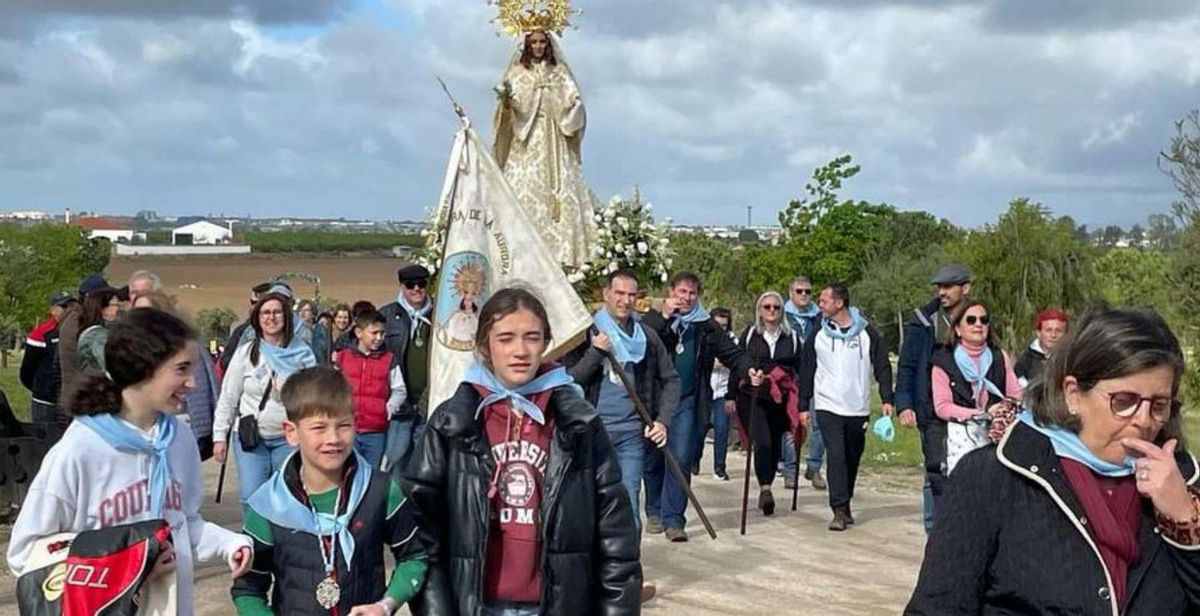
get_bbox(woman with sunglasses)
[908,307,1200,615]
[734,291,805,516]
[930,300,1023,473]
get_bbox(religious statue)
[491,0,599,270]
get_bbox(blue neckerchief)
[78,413,177,517]
[247,451,372,569]
[954,345,1004,399]
[259,336,317,379]
[670,302,710,338]
[873,416,895,442]
[784,302,819,337]
[594,307,646,365]
[821,306,868,341]
[1017,411,1136,477]
[397,296,432,338]
[463,362,579,425]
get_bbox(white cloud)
[230,19,327,76]
[1082,112,1141,149]
[0,1,1196,227]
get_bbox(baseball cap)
[78,275,110,296]
[50,291,76,307]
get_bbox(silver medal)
[414,336,425,348]
[315,576,341,609]
[675,342,685,355]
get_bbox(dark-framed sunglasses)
[792,288,813,296]
[1108,391,1179,421]
[761,304,781,311]
[964,315,991,326]
[403,280,429,290]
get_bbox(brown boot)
[828,509,849,532]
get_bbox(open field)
[106,254,408,317]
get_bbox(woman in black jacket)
[907,307,1200,615]
[735,291,804,517]
[402,287,642,616]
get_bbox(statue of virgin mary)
[493,29,599,270]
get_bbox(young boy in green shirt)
[232,366,426,615]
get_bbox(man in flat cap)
[894,263,973,532]
[378,263,434,476]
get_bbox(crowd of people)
[8,259,1200,615]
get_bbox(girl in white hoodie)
[6,308,253,615]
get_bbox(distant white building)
[1,210,53,221]
[73,217,138,243]
[173,220,232,245]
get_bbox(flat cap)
[931,264,972,285]
[398,264,431,283]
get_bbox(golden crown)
[490,0,577,38]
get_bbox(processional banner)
[427,120,592,412]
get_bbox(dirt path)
[0,445,928,615]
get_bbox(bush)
[195,307,239,344]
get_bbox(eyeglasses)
[403,280,428,290]
[260,310,285,317]
[792,288,812,295]
[761,304,781,311]
[964,315,991,326]
[1108,391,1179,421]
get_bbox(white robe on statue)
[493,36,599,270]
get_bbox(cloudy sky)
[2,0,1197,228]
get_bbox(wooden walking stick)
[739,387,758,536]
[215,430,232,504]
[602,354,718,540]
[791,424,803,511]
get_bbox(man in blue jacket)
[894,264,972,532]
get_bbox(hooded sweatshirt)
[7,417,250,615]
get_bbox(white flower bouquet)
[575,189,674,296]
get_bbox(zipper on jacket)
[539,425,575,610]
[475,435,495,612]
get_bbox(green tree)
[777,154,861,239]
[669,231,756,320]
[947,198,1099,350]
[1096,249,1176,315]
[0,314,20,368]
[853,250,948,353]
[195,307,239,344]
[1101,225,1125,247]
[1159,109,1200,221]
[0,224,110,329]
[756,155,896,291]
[1147,213,1179,249]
